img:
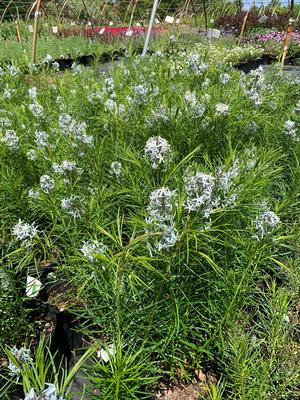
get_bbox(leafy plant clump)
[0,36,300,399]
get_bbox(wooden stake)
[15,20,21,42]
[203,0,208,32]
[237,9,250,46]
[281,18,293,67]
[31,0,42,65]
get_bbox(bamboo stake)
[203,0,208,32]
[31,0,42,65]
[26,0,37,23]
[237,9,250,46]
[15,20,21,42]
[124,0,134,24]
[129,0,138,29]
[281,18,293,67]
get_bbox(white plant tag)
[165,16,174,24]
[125,29,133,37]
[97,344,116,363]
[52,26,58,34]
[176,19,180,24]
[87,21,92,26]
[155,18,160,24]
[28,25,33,33]
[109,21,113,26]
[99,27,105,34]
[26,276,42,298]
[212,29,221,39]
[136,22,141,27]
[71,21,76,26]
[258,15,268,24]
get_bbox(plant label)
[258,15,268,24]
[99,27,105,35]
[207,28,220,39]
[109,21,113,26]
[71,21,76,26]
[136,23,141,27]
[88,21,92,26]
[52,26,58,34]
[176,19,180,24]
[28,25,34,33]
[125,29,133,37]
[212,29,221,39]
[155,18,160,24]
[26,276,42,298]
[165,16,174,24]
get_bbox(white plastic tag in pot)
[165,16,174,24]
[52,26,58,34]
[28,25,34,33]
[109,21,113,26]
[99,27,105,35]
[176,19,180,24]
[26,276,42,298]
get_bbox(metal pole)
[142,0,159,57]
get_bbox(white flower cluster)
[34,130,48,148]
[215,103,230,117]
[184,160,240,217]
[255,210,280,240]
[184,172,215,215]
[146,104,169,127]
[29,102,44,118]
[12,219,38,247]
[1,130,19,150]
[110,161,122,178]
[220,73,231,85]
[184,91,206,119]
[146,187,178,252]
[133,84,148,105]
[80,239,108,261]
[144,136,172,169]
[25,383,65,400]
[61,195,83,219]
[52,160,78,175]
[187,53,208,75]
[58,114,93,147]
[28,87,37,99]
[8,346,32,376]
[283,120,299,141]
[40,175,55,193]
